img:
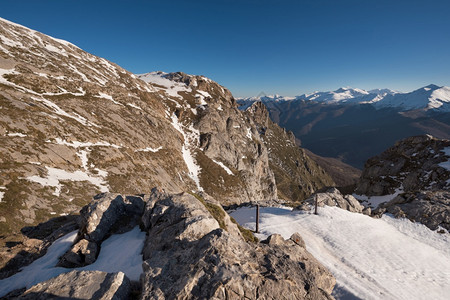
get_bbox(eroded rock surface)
[296,187,364,213]
[18,270,130,300]
[58,193,145,267]
[47,189,336,299]
[140,189,336,299]
[354,135,450,231]
[375,191,450,231]
[356,135,450,196]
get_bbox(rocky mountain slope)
[354,135,450,231]
[0,16,336,288]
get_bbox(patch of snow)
[170,113,203,191]
[7,132,27,137]
[50,138,121,149]
[127,103,142,110]
[217,105,223,111]
[137,72,191,99]
[77,149,89,171]
[0,226,145,297]
[353,186,403,208]
[135,146,163,153]
[438,147,450,171]
[31,96,99,127]
[212,159,234,175]
[230,206,450,300]
[246,128,252,139]
[197,90,212,98]
[0,187,5,203]
[68,64,91,82]
[95,92,122,106]
[27,166,109,196]
[44,43,68,57]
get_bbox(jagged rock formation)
[295,187,365,214]
[25,189,336,299]
[140,189,335,299]
[58,194,145,267]
[374,191,450,231]
[245,101,334,202]
[355,135,450,230]
[17,270,130,300]
[355,135,450,196]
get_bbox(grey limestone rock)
[296,187,364,213]
[58,193,145,267]
[140,190,336,299]
[380,191,450,231]
[18,270,130,300]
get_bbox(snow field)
[0,227,146,297]
[230,206,450,300]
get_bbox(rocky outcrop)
[354,135,450,231]
[38,189,336,299]
[140,189,336,299]
[355,135,450,196]
[295,188,365,214]
[18,270,130,300]
[58,193,145,267]
[374,191,450,231]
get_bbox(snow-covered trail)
[230,206,450,300]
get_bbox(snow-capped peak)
[375,84,450,111]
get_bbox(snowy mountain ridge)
[239,84,450,112]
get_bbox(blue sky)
[2,0,450,97]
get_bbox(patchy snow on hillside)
[0,227,145,297]
[137,72,191,99]
[6,132,27,137]
[135,146,163,153]
[212,159,234,175]
[0,187,5,203]
[27,166,109,196]
[230,206,450,300]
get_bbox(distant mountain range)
[239,84,450,112]
[238,85,450,169]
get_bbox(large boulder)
[296,188,364,213]
[140,189,336,299]
[58,193,145,267]
[18,270,130,300]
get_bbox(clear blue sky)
[2,0,450,97]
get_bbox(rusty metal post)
[314,197,318,215]
[256,204,260,233]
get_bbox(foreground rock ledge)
[53,189,335,299]
[18,270,130,300]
